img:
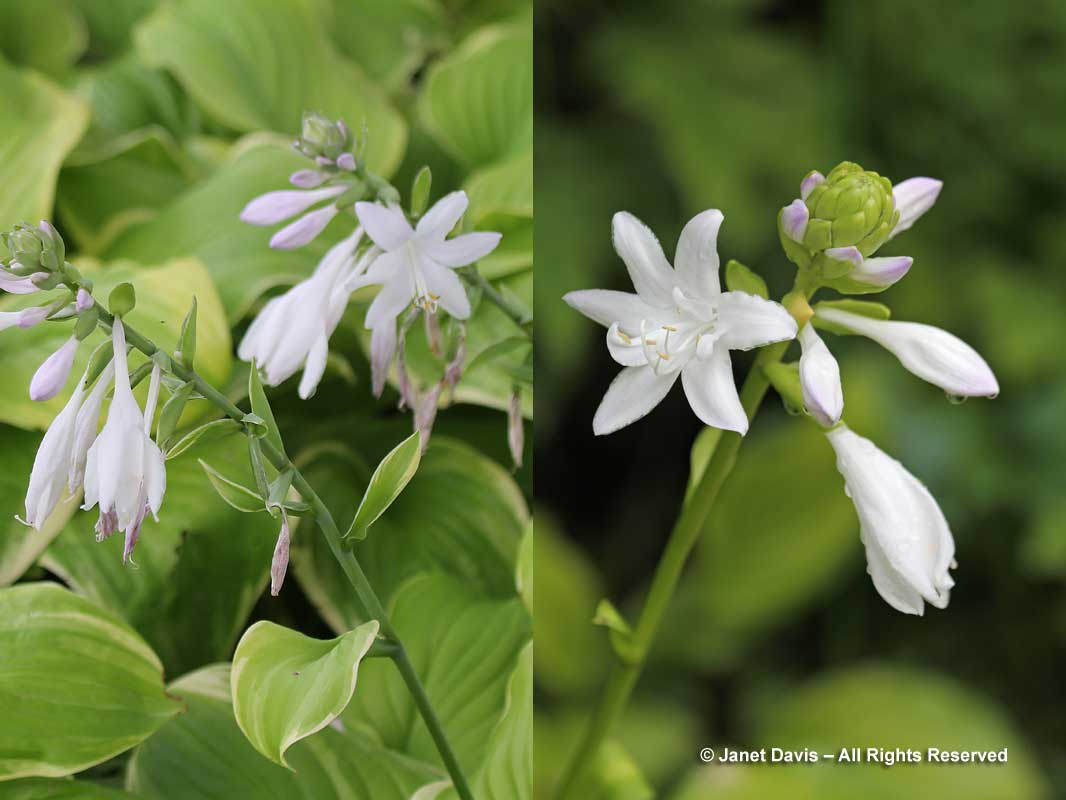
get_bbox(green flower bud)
[296,112,353,161]
[4,223,43,265]
[801,162,898,256]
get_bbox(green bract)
[803,162,897,255]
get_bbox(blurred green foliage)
[536,0,1066,797]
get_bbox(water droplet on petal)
[945,393,967,405]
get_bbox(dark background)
[534,1,1066,797]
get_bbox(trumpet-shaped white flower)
[798,323,843,427]
[565,210,797,435]
[70,362,114,493]
[21,377,86,529]
[29,335,79,402]
[82,322,166,563]
[240,185,347,250]
[827,425,956,615]
[815,306,999,398]
[354,191,501,395]
[239,229,368,398]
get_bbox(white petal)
[143,364,162,434]
[269,205,338,250]
[814,308,998,397]
[674,209,722,298]
[780,199,808,243]
[421,258,471,319]
[0,272,41,295]
[681,347,748,434]
[800,171,825,200]
[355,202,413,250]
[715,291,798,351]
[851,256,912,288]
[29,336,79,402]
[365,274,413,330]
[606,323,646,367]
[611,212,676,305]
[240,186,344,225]
[563,289,662,331]
[415,191,468,240]
[143,438,166,517]
[238,295,285,363]
[889,177,942,239]
[424,232,501,267]
[70,363,113,493]
[798,323,843,427]
[592,365,677,435]
[369,321,396,397]
[298,333,329,399]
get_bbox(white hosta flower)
[827,425,955,615]
[82,322,166,563]
[70,362,114,493]
[239,229,368,398]
[354,191,501,395]
[29,334,79,402]
[0,268,46,295]
[20,377,86,529]
[240,185,347,250]
[565,210,797,435]
[815,306,999,398]
[797,323,843,427]
[823,246,913,289]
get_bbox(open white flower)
[82,321,166,563]
[827,425,956,615]
[21,376,86,529]
[354,191,501,395]
[239,229,369,399]
[565,210,797,435]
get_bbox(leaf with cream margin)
[0,58,88,233]
[0,777,140,799]
[344,431,422,540]
[0,257,231,430]
[231,620,380,767]
[134,0,405,174]
[0,582,181,780]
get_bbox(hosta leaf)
[463,149,533,280]
[0,1,85,76]
[0,778,139,799]
[134,0,405,174]
[199,459,264,513]
[231,620,380,767]
[248,366,285,458]
[0,59,88,233]
[127,665,441,799]
[344,431,422,540]
[0,582,181,780]
[418,23,533,167]
[68,0,157,59]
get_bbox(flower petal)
[424,231,501,267]
[681,346,748,434]
[365,274,413,330]
[298,333,330,399]
[780,199,808,244]
[563,289,661,331]
[606,323,646,367]
[355,202,413,250]
[592,365,677,435]
[889,177,942,239]
[240,186,344,225]
[716,291,798,351]
[798,323,843,427]
[421,257,471,319]
[29,335,79,402]
[369,320,396,397]
[416,190,468,240]
[852,256,913,288]
[269,205,339,250]
[611,212,676,305]
[800,171,825,200]
[814,308,998,397]
[674,209,722,298]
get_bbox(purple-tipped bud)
[315,155,335,167]
[415,383,443,452]
[824,246,864,268]
[781,199,809,244]
[76,288,93,312]
[30,335,79,401]
[800,171,825,200]
[852,256,913,288]
[336,152,357,171]
[270,510,291,596]
[508,390,524,469]
[18,305,52,329]
[289,169,329,189]
[269,205,340,250]
[240,186,345,226]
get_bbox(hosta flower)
[240,185,347,250]
[827,425,955,615]
[29,335,79,402]
[82,321,166,563]
[354,191,502,395]
[565,210,797,435]
[815,306,998,399]
[239,229,368,399]
[797,323,843,427]
[0,269,45,295]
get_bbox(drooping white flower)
[797,323,843,427]
[354,191,501,395]
[29,335,79,402]
[239,229,368,399]
[815,306,998,398]
[827,425,956,615]
[565,210,798,435]
[69,361,114,493]
[20,376,87,529]
[82,321,166,563]
[240,185,347,250]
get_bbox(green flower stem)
[93,306,476,800]
[556,283,813,799]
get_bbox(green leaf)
[108,281,137,316]
[165,417,240,460]
[68,0,157,59]
[127,665,441,799]
[515,520,532,613]
[0,257,231,431]
[199,459,265,513]
[724,258,769,298]
[535,714,652,800]
[0,1,85,76]
[248,366,286,458]
[0,582,181,780]
[231,620,380,767]
[156,381,196,448]
[294,438,527,632]
[344,574,530,779]
[0,777,139,799]
[418,23,533,168]
[813,299,893,335]
[0,59,88,232]
[134,0,406,174]
[467,642,532,800]
[345,432,422,540]
[411,165,432,217]
[464,150,533,280]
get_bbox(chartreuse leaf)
[231,620,380,767]
[463,149,533,279]
[418,21,532,167]
[535,713,652,800]
[0,777,139,799]
[725,258,769,298]
[0,59,88,232]
[134,0,406,174]
[473,642,533,799]
[127,665,440,799]
[0,257,231,431]
[0,1,85,77]
[345,432,422,540]
[199,459,264,513]
[0,583,181,780]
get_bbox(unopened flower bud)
[415,383,443,451]
[298,112,353,160]
[270,509,291,597]
[508,389,524,469]
[76,288,94,312]
[30,335,79,401]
